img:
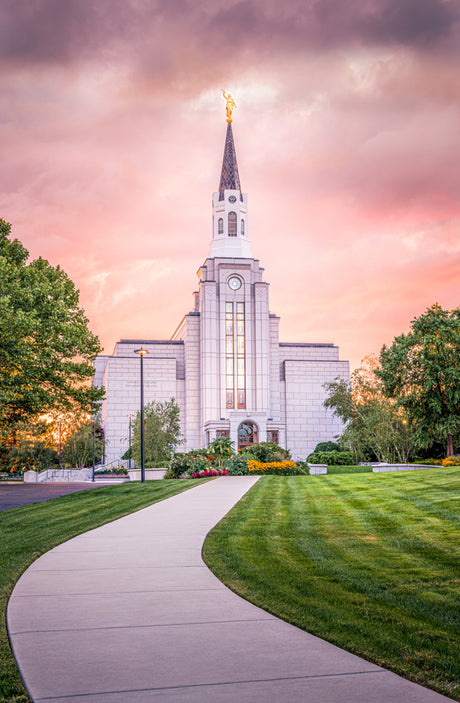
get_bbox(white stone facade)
[94,123,349,463]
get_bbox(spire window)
[241,219,245,236]
[228,211,237,237]
[218,218,224,234]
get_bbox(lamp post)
[128,414,133,469]
[402,418,408,462]
[58,422,62,470]
[134,348,149,483]
[92,419,96,482]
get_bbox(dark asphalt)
[0,482,103,512]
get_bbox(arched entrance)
[238,421,258,452]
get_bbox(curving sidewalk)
[8,477,451,702]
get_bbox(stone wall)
[282,358,349,460]
[24,469,93,482]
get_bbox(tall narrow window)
[218,218,223,234]
[228,211,237,237]
[225,303,234,409]
[225,302,246,409]
[241,219,245,236]
[236,302,246,408]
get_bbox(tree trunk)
[446,433,454,458]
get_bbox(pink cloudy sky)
[1,0,459,370]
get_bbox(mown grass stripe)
[203,470,460,700]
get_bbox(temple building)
[93,115,349,463]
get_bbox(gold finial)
[221,89,236,122]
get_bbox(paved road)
[7,477,451,702]
[0,482,102,512]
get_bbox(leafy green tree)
[61,422,105,468]
[0,219,104,430]
[377,304,460,458]
[324,355,415,463]
[132,398,182,468]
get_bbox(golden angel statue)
[221,89,236,122]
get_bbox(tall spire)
[218,122,242,200]
[210,105,252,259]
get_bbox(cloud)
[2,0,459,74]
[1,0,459,369]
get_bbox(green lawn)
[203,469,460,700]
[326,464,373,474]
[0,480,206,703]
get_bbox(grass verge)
[203,469,460,700]
[0,479,207,703]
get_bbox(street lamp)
[92,419,96,482]
[134,347,149,483]
[402,418,408,462]
[127,414,133,469]
[58,422,62,470]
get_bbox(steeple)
[209,118,252,259]
[218,123,242,200]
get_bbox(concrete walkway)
[8,477,451,702]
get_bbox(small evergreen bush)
[313,441,342,453]
[307,449,354,465]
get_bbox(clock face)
[228,195,237,203]
[228,276,242,291]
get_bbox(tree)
[377,304,460,458]
[0,219,104,430]
[61,422,105,468]
[324,355,415,463]
[132,399,182,468]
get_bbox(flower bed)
[191,468,228,479]
[442,456,460,467]
[94,466,128,476]
[247,460,307,475]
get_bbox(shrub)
[314,441,342,453]
[307,449,354,466]
[225,454,249,475]
[167,450,214,478]
[241,442,291,462]
[296,460,310,475]
[189,456,213,474]
[168,452,196,478]
[207,437,235,467]
[247,460,308,476]
[7,442,59,473]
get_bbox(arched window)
[228,211,237,237]
[238,421,258,451]
[218,218,224,234]
[241,219,245,236]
